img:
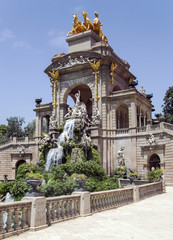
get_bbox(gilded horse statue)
[93,12,108,43]
[82,11,93,30]
[67,14,86,37]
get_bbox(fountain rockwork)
[42,91,93,171]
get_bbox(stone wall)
[0,137,38,180]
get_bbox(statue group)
[67,11,108,43]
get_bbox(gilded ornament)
[67,11,108,43]
[89,60,101,102]
[92,11,108,43]
[82,11,93,30]
[67,13,86,37]
[110,62,117,85]
[49,70,59,109]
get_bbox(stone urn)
[74,178,87,192]
[25,178,43,197]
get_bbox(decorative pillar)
[129,101,137,129]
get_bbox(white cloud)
[0,29,14,42]
[13,41,30,49]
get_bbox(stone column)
[129,101,137,129]
[133,186,139,202]
[139,108,142,127]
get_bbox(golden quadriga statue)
[67,11,108,43]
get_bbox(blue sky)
[0,0,173,125]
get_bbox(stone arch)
[15,159,26,176]
[149,154,160,170]
[63,82,93,119]
[116,104,129,129]
[41,115,50,135]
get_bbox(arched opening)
[66,84,92,119]
[41,115,50,135]
[116,104,129,129]
[113,85,121,92]
[149,154,160,170]
[15,160,26,176]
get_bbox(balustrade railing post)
[22,197,47,231]
[133,186,139,202]
[0,210,6,234]
[72,191,91,216]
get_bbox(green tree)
[162,86,173,124]
[24,120,36,137]
[155,86,173,124]
[0,124,8,141]
[6,116,25,138]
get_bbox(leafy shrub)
[114,166,127,177]
[16,163,44,179]
[26,171,44,180]
[72,161,107,180]
[10,179,30,201]
[39,178,77,197]
[95,176,119,191]
[147,168,163,182]
[71,173,87,180]
[0,181,14,198]
[87,146,100,164]
[84,177,99,192]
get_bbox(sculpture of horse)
[82,11,93,31]
[67,14,86,37]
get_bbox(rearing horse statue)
[82,11,93,31]
[67,13,86,37]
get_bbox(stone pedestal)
[22,197,48,231]
[72,191,91,216]
[66,30,102,53]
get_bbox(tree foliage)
[6,116,25,138]
[162,86,173,124]
[156,86,173,124]
[24,120,36,137]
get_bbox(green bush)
[39,178,77,197]
[0,181,14,198]
[87,146,100,164]
[16,163,44,179]
[72,161,107,180]
[147,168,163,182]
[114,166,127,177]
[10,179,30,201]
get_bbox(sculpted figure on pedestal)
[117,147,125,167]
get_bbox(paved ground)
[6,187,173,240]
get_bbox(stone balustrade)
[138,182,163,200]
[0,201,32,239]
[0,137,42,149]
[90,188,133,213]
[46,195,80,225]
[0,182,164,239]
[115,128,129,135]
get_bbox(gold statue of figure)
[93,11,108,43]
[110,62,118,85]
[89,60,101,102]
[82,11,93,30]
[49,70,59,109]
[67,13,86,36]
[67,11,108,43]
